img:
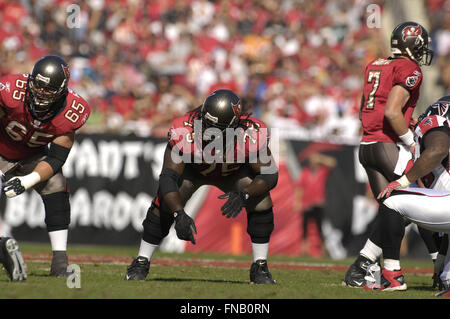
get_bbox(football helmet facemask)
[391,21,434,66]
[26,55,70,122]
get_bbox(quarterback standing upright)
[344,21,436,289]
[0,55,90,280]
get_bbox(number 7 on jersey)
[366,71,381,110]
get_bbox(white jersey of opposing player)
[384,113,450,288]
[383,113,450,233]
[414,114,450,191]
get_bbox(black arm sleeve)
[255,171,278,191]
[159,167,181,197]
[43,143,71,173]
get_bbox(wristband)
[397,175,411,188]
[21,172,41,189]
[399,130,415,147]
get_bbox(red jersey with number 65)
[0,74,90,160]
[360,57,422,143]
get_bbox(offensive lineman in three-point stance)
[0,55,90,280]
[125,89,279,284]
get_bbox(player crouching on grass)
[0,55,90,280]
[125,89,279,284]
[364,96,450,296]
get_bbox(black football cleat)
[50,251,73,277]
[343,255,373,287]
[250,259,276,284]
[0,237,27,281]
[125,256,150,281]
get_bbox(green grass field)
[0,242,442,300]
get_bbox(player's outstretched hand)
[2,172,41,198]
[377,180,401,200]
[173,210,197,245]
[3,177,26,198]
[377,175,411,200]
[218,190,249,218]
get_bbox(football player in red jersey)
[0,55,90,280]
[125,89,279,284]
[364,96,450,295]
[343,21,437,288]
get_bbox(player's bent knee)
[142,205,174,245]
[246,194,273,212]
[247,208,274,243]
[42,191,71,232]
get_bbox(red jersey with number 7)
[0,74,90,160]
[360,57,422,143]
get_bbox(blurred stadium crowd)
[427,0,450,96]
[0,0,448,140]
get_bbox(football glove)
[173,210,197,245]
[218,190,249,218]
[377,175,410,200]
[3,172,41,198]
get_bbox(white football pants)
[384,187,450,286]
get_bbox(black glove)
[173,210,197,245]
[218,190,249,218]
[3,177,25,198]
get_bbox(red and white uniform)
[383,114,450,284]
[0,74,90,160]
[384,114,450,231]
[414,114,450,190]
[360,57,422,143]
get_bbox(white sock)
[384,259,401,271]
[252,242,269,262]
[360,239,382,262]
[138,240,159,261]
[48,229,68,251]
